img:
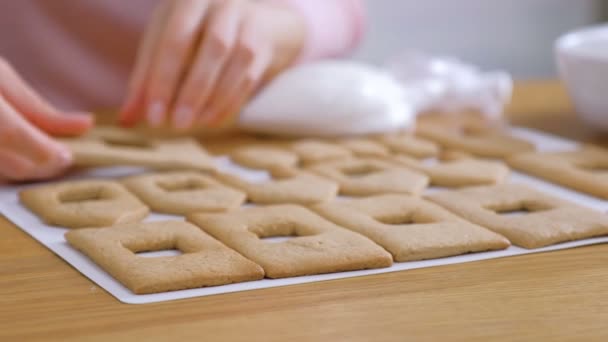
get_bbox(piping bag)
[238,52,512,137]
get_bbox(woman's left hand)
[119,0,305,130]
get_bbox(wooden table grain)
[2,81,608,342]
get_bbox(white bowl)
[556,24,608,131]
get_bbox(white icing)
[239,61,415,137]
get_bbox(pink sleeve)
[272,0,366,62]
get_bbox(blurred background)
[353,0,606,78]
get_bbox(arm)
[274,0,366,62]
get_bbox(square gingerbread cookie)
[188,205,393,278]
[427,184,608,249]
[313,194,510,261]
[65,220,264,294]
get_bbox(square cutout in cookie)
[313,194,510,261]
[59,126,215,171]
[308,158,429,196]
[427,184,608,248]
[123,171,246,215]
[65,220,264,294]
[507,147,608,199]
[19,180,149,228]
[188,205,392,278]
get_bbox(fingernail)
[147,101,165,126]
[173,106,194,129]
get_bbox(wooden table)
[2,81,607,341]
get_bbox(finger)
[0,98,72,181]
[0,149,36,182]
[118,1,173,127]
[171,0,242,130]
[200,19,272,127]
[143,0,212,127]
[0,59,93,136]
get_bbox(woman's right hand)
[0,57,94,182]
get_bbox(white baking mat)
[1,127,607,305]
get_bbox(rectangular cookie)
[507,146,608,199]
[374,132,439,159]
[59,126,215,171]
[312,194,510,261]
[308,157,429,196]
[188,205,393,278]
[427,184,608,249]
[65,220,264,294]
[416,121,534,158]
[389,155,509,187]
[20,180,149,228]
[122,171,245,215]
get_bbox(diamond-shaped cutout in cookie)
[20,180,149,228]
[123,171,245,215]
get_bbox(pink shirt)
[0,0,364,111]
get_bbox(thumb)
[0,59,94,136]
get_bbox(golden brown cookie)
[188,205,392,278]
[313,194,510,261]
[416,122,534,158]
[123,171,245,215]
[65,221,264,294]
[308,157,429,196]
[336,138,390,158]
[390,155,509,187]
[375,133,439,159]
[59,126,215,171]
[214,172,338,205]
[507,146,608,199]
[19,180,149,228]
[289,139,353,165]
[427,184,608,249]
[230,145,299,173]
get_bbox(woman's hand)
[0,58,93,182]
[119,0,305,130]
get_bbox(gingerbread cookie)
[188,205,392,278]
[214,171,338,205]
[507,146,608,199]
[20,180,149,228]
[65,220,264,294]
[289,139,353,165]
[308,157,429,196]
[59,126,215,171]
[416,122,534,158]
[427,184,608,248]
[123,171,245,215]
[337,138,390,158]
[375,133,439,159]
[390,155,509,187]
[313,194,510,261]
